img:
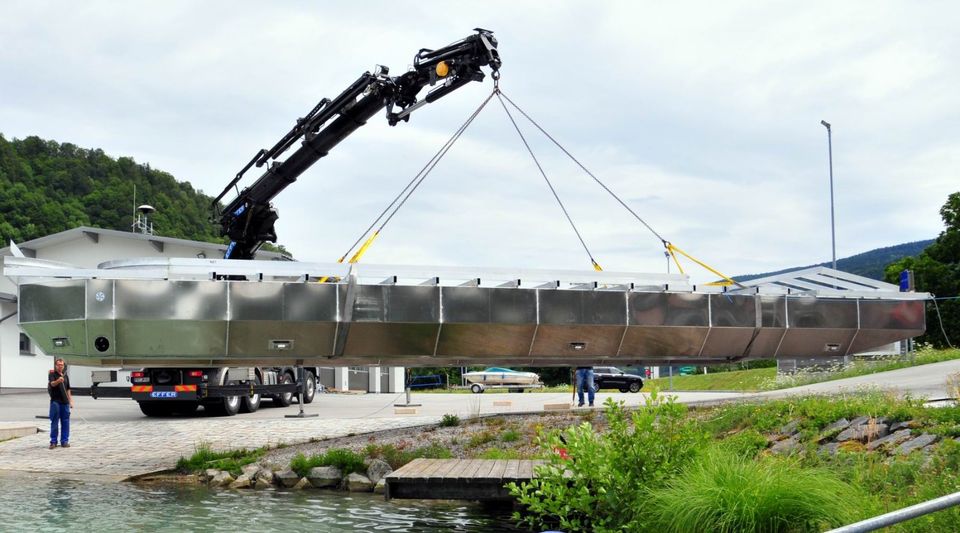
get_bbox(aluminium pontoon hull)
[7,258,926,368]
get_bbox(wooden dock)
[384,458,543,501]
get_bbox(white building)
[0,226,404,393]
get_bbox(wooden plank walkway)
[384,458,543,501]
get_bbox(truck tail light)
[131,371,144,378]
[187,370,203,378]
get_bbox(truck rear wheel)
[271,372,293,407]
[241,376,262,413]
[301,371,317,404]
[205,383,241,416]
[138,401,171,417]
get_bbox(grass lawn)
[646,367,776,392]
[648,347,960,392]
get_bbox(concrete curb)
[0,425,41,440]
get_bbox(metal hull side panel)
[776,328,858,358]
[538,290,627,326]
[20,281,86,322]
[629,292,709,326]
[20,320,88,356]
[435,324,537,357]
[858,300,926,330]
[342,323,441,357]
[848,329,925,354]
[117,320,228,357]
[743,328,787,358]
[699,327,756,358]
[618,326,711,358]
[440,287,537,324]
[529,325,627,357]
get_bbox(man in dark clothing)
[47,358,73,448]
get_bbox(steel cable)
[495,91,602,270]
[498,91,668,247]
[338,90,497,262]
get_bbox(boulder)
[254,469,274,489]
[889,420,914,433]
[779,420,800,436]
[866,429,913,451]
[275,468,301,488]
[345,472,374,492]
[374,479,387,495]
[307,466,342,488]
[896,434,939,455]
[770,436,801,455]
[211,471,235,487]
[365,459,393,485]
[818,418,851,442]
[241,464,261,478]
[819,442,842,456]
[836,422,889,443]
[293,477,311,490]
[200,468,220,483]
[229,474,253,489]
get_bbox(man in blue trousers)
[48,358,73,449]
[575,366,595,407]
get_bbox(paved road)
[753,358,960,400]
[1,360,957,480]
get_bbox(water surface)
[1,475,520,532]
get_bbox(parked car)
[408,374,446,390]
[592,366,644,393]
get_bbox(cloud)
[2,1,957,284]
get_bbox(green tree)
[886,192,960,347]
[0,133,241,249]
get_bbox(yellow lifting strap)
[317,231,381,283]
[348,230,379,264]
[664,242,739,287]
[591,259,603,272]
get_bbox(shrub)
[364,442,452,469]
[439,413,460,427]
[323,448,366,475]
[290,448,366,477]
[500,429,521,442]
[478,448,521,460]
[509,392,705,532]
[644,450,863,532]
[718,428,769,458]
[176,442,264,476]
[466,431,497,449]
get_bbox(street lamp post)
[820,120,837,271]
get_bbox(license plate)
[150,391,178,398]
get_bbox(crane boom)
[212,29,501,260]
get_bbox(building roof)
[0,226,288,260]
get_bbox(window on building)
[19,333,34,355]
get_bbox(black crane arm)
[212,29,501,260]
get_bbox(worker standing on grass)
[575,366,595,407]
[47,358,73,449]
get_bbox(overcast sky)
[2,1,956,282]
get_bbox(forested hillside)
[0,134,224,245]
[735,239,935,282]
